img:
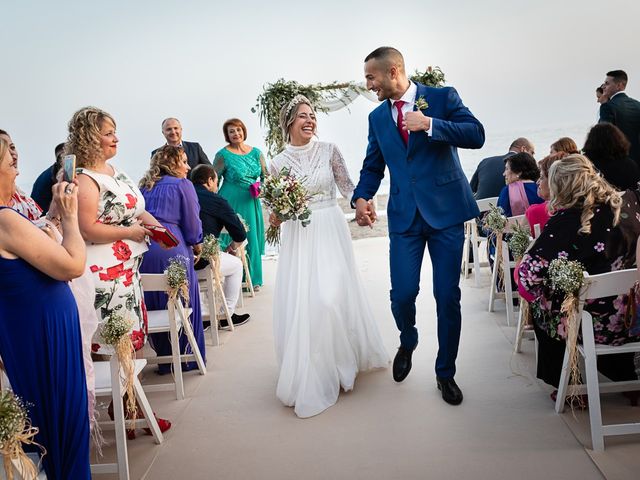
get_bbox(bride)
[269,95,389,418]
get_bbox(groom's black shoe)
[436,376,463,405]
[393,347,414,382]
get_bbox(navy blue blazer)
[152,141,211,170]
[599,92,640,164]
[352,83,485,233]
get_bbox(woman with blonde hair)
[518,154,639,401]
[139,145,204,373]
[69,106,171,436]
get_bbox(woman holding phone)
[66,106,171,436]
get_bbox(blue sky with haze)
[2,0,639,190]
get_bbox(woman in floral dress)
[68,106,171,435]
[517,154,639,398]
[214,118,267,288]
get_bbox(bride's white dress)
[270,141,389,418]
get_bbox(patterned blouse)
[518,204,640,345]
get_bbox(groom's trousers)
[389,210,464,379]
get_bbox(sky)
[2,0,640,191]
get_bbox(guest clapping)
[139,145,207,372]
[518,154,639,398]
[497,152,544,217]
[0,137,91,479]
[583,123,640,191]
[214,118,267,289]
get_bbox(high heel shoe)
[108,402,171,439]
[142,413,172,436]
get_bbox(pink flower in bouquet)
[249,180,261,198]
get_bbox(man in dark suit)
[191,164,250,328]
[469,137,534,200]
[152,118,211,172]
[599,70,640,165]
[352,47,485,405]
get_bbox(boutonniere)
[415,95,429,111]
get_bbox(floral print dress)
[79,167,149,350]
[518,204,640,386]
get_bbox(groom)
[352,47,484,405]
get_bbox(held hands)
[355,198,377,228]
[403,110,431,132]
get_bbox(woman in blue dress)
[139,145,204,373]
[0,138,91,479]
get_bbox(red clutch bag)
[143,224,179,248]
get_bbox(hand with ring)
[52,180,79,221]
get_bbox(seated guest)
[0,137,91,479]
[139,145,206,373]
[549,137,579,155]
[497,152,543,217]
[524,152,569,235]
[518,154,639,401]
[582,123,640,191]
[470,137,535,200]
[191,163,250,327]
[31,142,65,213]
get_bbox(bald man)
[152,118,210,172]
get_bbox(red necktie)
[394,100,408,145]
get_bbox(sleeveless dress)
[269,141,390,418]
[0,207,91,479]
[140,176,204,372]
[214,147,266,286]
[79,166,149,349]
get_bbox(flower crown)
[284,94,311,118]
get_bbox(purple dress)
[140,176,204,371]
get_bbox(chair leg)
[502,240,514,327]
[179,304,206,375]
[514,304,524,353]
[471,224,482,288]
[555,349,571,414]
[215,278,234,332]
[240,246,255,297]
[488,250,499,312]
[134,377,163,444]
[168,307,185,400]
[110,356,130,480]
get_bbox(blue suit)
[352,82,484,378]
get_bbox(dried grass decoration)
[482,204,508,288]
[101,312,136,424]
[0,391,43,480]
[509,221,533,345]
[166,255,189,305]
[547,258,585,403]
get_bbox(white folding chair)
[91,356,163,480]
[463,196,498,287]
[141,273,206,401]
[238,240,255,301]
[488,215,527,325]
[555,268,640,451]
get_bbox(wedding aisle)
[97,237,635,479]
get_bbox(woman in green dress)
[214,118,267,288]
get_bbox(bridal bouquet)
[261,166,312,246]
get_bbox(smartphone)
[62,154,76,182]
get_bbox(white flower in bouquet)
[261,166,313,245]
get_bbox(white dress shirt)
[389,81,432,136]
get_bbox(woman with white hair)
[269,95,389,418]
[517,154,639,403]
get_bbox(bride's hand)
[269,212,282,228]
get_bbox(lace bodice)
[269,141,354,204]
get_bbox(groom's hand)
[404,111,431,132]
[355,198,376,228]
